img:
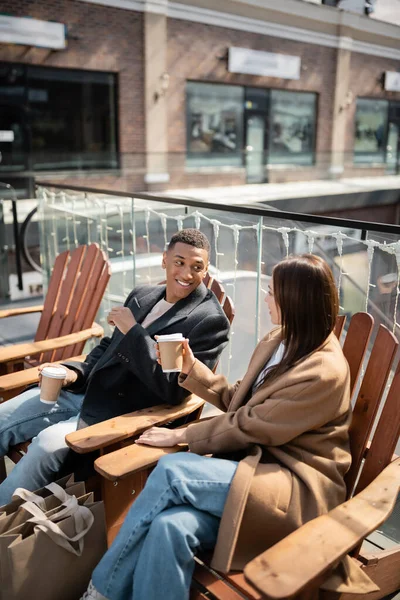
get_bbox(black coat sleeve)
[62,290,136,392]
[113,312,230,405]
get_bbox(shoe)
[80,580,108,600]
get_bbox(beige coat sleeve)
[185,369,348,455]
[178,359,241,412]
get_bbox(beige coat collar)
[228,328,282,412]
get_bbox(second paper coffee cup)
[157,334,184,373]
[40,366,67,404]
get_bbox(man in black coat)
[0,229,230,504]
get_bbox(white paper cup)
[40,366,67,404]
[157,334,184,373]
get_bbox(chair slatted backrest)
[207,277,234,325]
[40,246,86,350]
[345,324,398,497]
[38,244,111,363]
[54,248,111,361]
[354,360,400,497]
[222,294,235,325]
[341,312,374,397]
[34,249,71,342]
[334,315,346,340]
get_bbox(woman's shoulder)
[301,333,349,383]
[260,327,282,343]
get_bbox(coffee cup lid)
[157,334,184,342]
[41,366,68,379]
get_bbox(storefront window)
[27,66,118,170]
[268,90,316,165]
[186,82,244,167]
[354,98,388,164]
[0,62,118,172]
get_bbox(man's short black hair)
[168,229,210,255]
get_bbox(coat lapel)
[228,329,282,412]
[93,283,208,373]
[133,285,166,324]
[145,283,208,337]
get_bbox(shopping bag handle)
[12,482,71,510]
[21,496,94,556]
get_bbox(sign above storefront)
[0,15,66,50]
[228,47,301,80]
[385,71,400,92]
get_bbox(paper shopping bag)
[0,477,86,535]
[0,491,107,600]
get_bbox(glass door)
[386,122,399,173]
[245,114,266,183]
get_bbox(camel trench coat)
[179,328,376,593]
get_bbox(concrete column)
[330,35,353,178]
[144,5,170,190]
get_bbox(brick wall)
[345,51,400,153]
[166,17,337,188]
[343,51,400,177]
[2,4,400,193]
[0,0,145,189]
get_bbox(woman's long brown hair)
[259,254,339,387]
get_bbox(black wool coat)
[64,283,230,427]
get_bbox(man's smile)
[176,279,192,288]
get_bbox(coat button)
[117,353,121,357]
[117,392,124,397]
[125,358,129,362]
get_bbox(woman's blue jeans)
[93,452,238,600]
[0,386,83,505]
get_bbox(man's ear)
[162,251,167,269]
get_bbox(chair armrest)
[0,305,44,319]
[65,395,205,453]
[0,323,103,364]
[244,457,400,600]
[95,444,186,480]
[0,355,86,394]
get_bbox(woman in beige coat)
[82,254,352,600]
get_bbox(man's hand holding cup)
[38,363,77,404]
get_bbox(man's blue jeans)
[0,386,84,505]
[93,452,238,600]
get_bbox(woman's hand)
[154,337,196,374]
[135,426,187,447]
[38,363,78,387]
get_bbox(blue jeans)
[0,386,84,505]
[93,452,238,600]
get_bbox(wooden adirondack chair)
[65,276,234,543]
[66,311,400,600]
[0,243,111,399]
[0,243,111,482]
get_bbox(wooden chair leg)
[101,468,152,546]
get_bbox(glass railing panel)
[38,187,135,333]
[38,185,400,383]
[364,229,400,335]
